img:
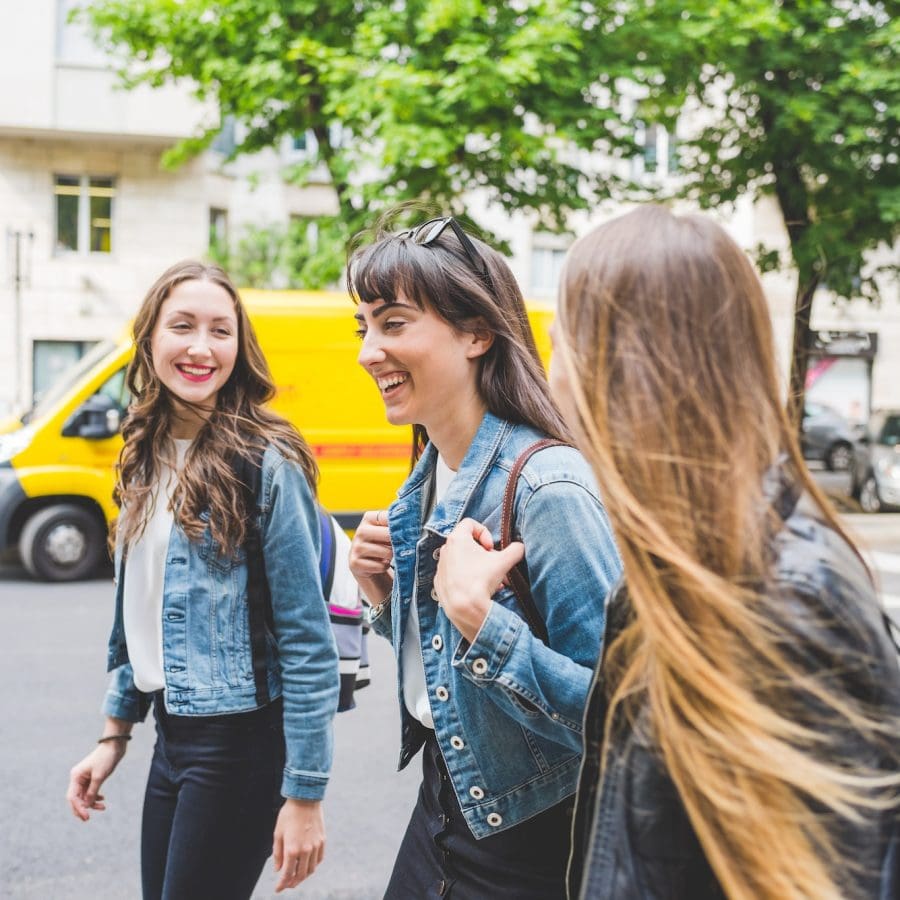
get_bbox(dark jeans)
[385,735,573,899]
[141,695,285,900]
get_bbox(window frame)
[53,174,116,256]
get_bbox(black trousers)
[385,735,573,899]
[141,695,285,900]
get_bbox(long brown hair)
[114,260,317,557]
[348,215,568,463]
[556,206,899,899]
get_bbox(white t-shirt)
[122,439,190,694]
[401,454,456,728]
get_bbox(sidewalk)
[841,513,900,553]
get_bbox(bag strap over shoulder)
[499,438,569,646]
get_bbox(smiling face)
[150,278,239,435]
[354,292,490,443]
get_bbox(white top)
[329,522,361,610]
[401,454,456,728]
[122,439,191,694]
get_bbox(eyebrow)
[353,301,416,323]
[165,310,236,323]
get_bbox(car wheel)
[19,504,105,581]
[858,475,882,514]
[825,441,853,472]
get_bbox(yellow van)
[0,290,555,580]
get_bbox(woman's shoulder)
[501,423,598,492]
[772,497,899,683]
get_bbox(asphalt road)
[1,504,897,899]
[0,568,419,900]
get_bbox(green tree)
[591,0,899,420]
[80,0,625,259]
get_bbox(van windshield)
[25,339,119,424]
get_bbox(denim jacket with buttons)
[370,412,622,838]
[103,445,339,801]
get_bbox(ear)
[465,319,494,360]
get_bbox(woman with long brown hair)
[65,261,339,898]
[348,215,621,898]
[546,205,899,898]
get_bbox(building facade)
[0,0,335,416]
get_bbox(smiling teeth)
[377,374,408,390]
[180,365,213,375]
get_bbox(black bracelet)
[97,734,132,744]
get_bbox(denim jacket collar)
[394,411,513,537]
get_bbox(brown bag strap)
[499,439,569,645]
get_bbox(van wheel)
[19,504,105,581]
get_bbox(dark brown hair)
[348,216,568,463]
[114,260,318,556]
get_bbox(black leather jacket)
[568,472,900,900]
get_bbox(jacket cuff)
[101,687,151,723]
[281,768,329,801]
[452,601,523,682]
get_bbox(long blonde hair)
[115,260,318,557]
[556,206,899,899]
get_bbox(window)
[56,0,107,66]
[530,246,567,298]
[54,175,115,254]
[211,117,237,156]
[634,123,677,179]
[209,207,229,252]
[32,340,97,406]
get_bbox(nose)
[187,330,213,358]
[357,330,386,370]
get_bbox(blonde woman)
[438,206,900,899]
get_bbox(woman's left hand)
[272,798,325,892]
[434,518,525,643]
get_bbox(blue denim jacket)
[370,412,621,838]
[103,445,339,801]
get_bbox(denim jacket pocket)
[198,510,247,574]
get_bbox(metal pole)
[12,230,22,413]
[7,228,33,414]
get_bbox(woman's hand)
[66,737,129,822]
[434,518,525,642]
[273,798,325,892]
[349,509,394,607]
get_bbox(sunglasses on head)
[400,216,491,283]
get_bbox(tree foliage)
[585,0,899,415]
[81,0,626,245]
[82,0,899,416]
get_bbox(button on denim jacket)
[103,445,339,801]
[370,412,622,838]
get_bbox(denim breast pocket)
[198,511,247,574]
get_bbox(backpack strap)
[499,438,569,646]
[235,447,272,707]
[317,506,337,600]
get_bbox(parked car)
[801,402,856,471]
[850,408,900,513]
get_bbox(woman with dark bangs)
[348,217,622,898]
[66,261,339,899]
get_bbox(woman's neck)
[426,393,487,471]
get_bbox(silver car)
[850,409,900,512]
[801,402,856,471]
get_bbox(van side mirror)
[61,394,122,440]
